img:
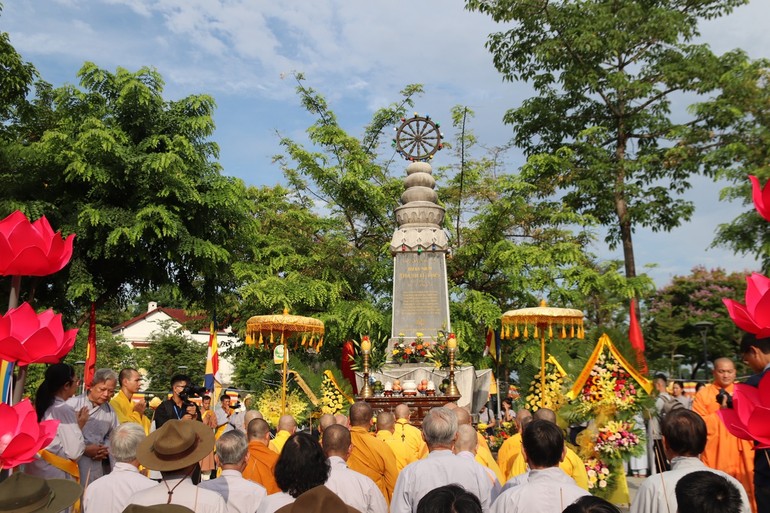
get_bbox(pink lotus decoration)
[719,372,770,449]
[722,273,770,338]
[750,175,770,222]
[0,302,78,366]
[0,210,74,276]
[0,399,59,468]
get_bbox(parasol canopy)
[245,308,324,350]
[501,300,584,340]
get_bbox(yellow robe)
[268,430,292,454]
[348,426,399,505]
[376,430,410,471]
[394,419,428,463]
[110,390,151,434]
[475,432,506,484]
[509,446,589,490]
[497,432,523,480]
[693,382,756,512]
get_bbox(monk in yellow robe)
[268,415,297,454]
[376,412,410,471]
[454,407,507,484]
[110,368,151,434]
[347,402,399,505]
[394,404,428,463]
[497,409,532,480]
[693,358,756,512]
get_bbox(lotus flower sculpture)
[719,372,770,449]
[0,399,59,468]
[750,175,770,223]
[722,273,770,338]
[0,210,74,277]
[0,302,78,366]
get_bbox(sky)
[3,0,769,287]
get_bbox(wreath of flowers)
[577,352,639,415]
[391,332,433,363]
[585,457,612,493]
[594,420,643,460]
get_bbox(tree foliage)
[139,322,207,392]
[466,0,751,279]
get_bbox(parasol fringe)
[245,333,254,346]
[548,324,553,338]
[514,325,519,338]
[561,325,566,339]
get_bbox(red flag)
[629,298,648,374]
[483,328,497,361]
[340,340,357,394]
[84,302,97,386]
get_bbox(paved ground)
[618,476,644,512]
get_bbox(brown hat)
[136,419,214,471]
[122,505,194,513]
[275,486,360,513]
[0,473,81,513]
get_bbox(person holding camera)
[154,374,203,428]
[692,357,755,512]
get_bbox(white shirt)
[83,462,155,513]
[24,397,85,480]
[391,449,493,513]
[130,475,227,513]
[630,456,752,513]
[323,456,387,513]
[456,451,501,503]
[490,466,589,513]
[199,469,267,513]
[66,393,119,485]
[254,492,294,513]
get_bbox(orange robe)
[497,432,523,480]
[693,382,756,512]
[348,426,399,505]
[243,441,280,495]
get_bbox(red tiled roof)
[112,306,205,331]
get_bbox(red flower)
[0,211,74,277]
[723,273,770,338]
[0,399,59,469]
[0,302,78,365]
[719,372,770,449]
[750,175,770,222]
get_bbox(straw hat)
[122,505,193,513]
[0,473,81,513]
[275,486,360,513]
[136,419,214,471]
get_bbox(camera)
[716,388,733,408]
[179,384,206,403]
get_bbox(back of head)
[394,404,411,420]
[422,407,458,448]
[675,471,743,513]
[453,407,472,426]
[322,424,351,457]
[532,407,557,424]
[349,401,373,427]
[247,418,271,441]
[662,409,706,457]
[562,496,621,513]
[334,414,349,427]
[35,363,75,421]
[216,430,248,466]
[275,433,330,498]
[521,419,564,469]
[455,424,478,453]
[278,414,297,432]
[377,411,395,431]
[319,413,336,432]
[244,410,263,429]
[416,484,482,513]
[110,423,146,463]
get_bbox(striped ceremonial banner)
[1,359,14,404]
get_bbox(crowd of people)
[4,332,768,513]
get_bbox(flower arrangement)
[477,423,513,452]
[593,420,643,460]
[576,352,640,416]
[525,360,568,412]
[256,388,309,427]
[585,457,612,493]
[391,332,433,364]
[426,332,465,369]
[320,373,348,415]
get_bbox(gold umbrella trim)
[501,300,584,340]
[245,309,325,351]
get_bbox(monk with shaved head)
[497,409,531,479]
[693,357,756,510]
[376,412,410,471]
[347,402,399,505]
[454,406,506,484]
[268,414,297,454]
[243,418,279,494]
[393,404,427,465]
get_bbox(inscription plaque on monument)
[391,252,450,340]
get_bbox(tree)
[139,322,207,392]
[466,0,751,279]
[0,62,258,324]
[645,266,747,378]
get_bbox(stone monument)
[388,159,450,356]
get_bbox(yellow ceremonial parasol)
[246,308,325,414]
[501,300,584,407]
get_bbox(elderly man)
[243,418,279,494]
[66,367,119,485]
[454,424,501,502]
[391,407,493,513]
[130,419,227,513]
[393,404,427,464]
[491,420,589,513]
[454,407,506,484]
[347,402,399,506]
[110,368,150,434]
[693,357,755,508]
[83,423,155,513]
[199,431,267,513]
[269,415,297,454]
[507,408,588,490]
[322,424,388,513]
[496,409,531,479]
[630,409,751,513]
[375,412,410,471]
